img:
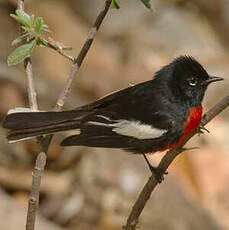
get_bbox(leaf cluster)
[8,10,51,66]
[8,2,154,66]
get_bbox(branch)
[24,58,38,110]
[24,57,42,230]
[25,152,46,230]
[124,94,229,230]
[17,0,24,11]
[16,1,43,230]
[55,0,112,110]
[42,37,75,62]
[17,0,38,110]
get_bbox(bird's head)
[158,56,224,107]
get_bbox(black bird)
[2,56,223,179]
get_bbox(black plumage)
[2,56,223,154]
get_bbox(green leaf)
[140,0,154,12]
[15,10,32,27]
[30,14,35,27]
[10,14,28,27]
[111,0,120,9]
[11,33,29,46]
[8,40,36,66]
[35,17,43,34]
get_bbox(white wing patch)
[88,119,167,140]
[112,120,167,139]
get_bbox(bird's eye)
[187,77,198,87]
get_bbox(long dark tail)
[2,110,86,142]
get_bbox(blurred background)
[0,0,229,229]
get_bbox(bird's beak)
[204,76,224,85]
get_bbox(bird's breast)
[184,105,203,135]
[168,105,202,150]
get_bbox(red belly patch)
[168,105,202,150]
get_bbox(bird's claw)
[197,125,210,135]
[180,146,200,152]
[149,165,168,183]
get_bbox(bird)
[2,56,223,181]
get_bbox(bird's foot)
[142,154,168,183]
[197,125,210,135]
[180,146,200,152]
[149,165,168,183]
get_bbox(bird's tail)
[2,108,86,143]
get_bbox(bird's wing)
[61,110,183,154]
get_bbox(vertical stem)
[17,0,24,11]
[17,1,38,110]
[25,152,46,230]
[17,1,41,229]
[24,58,38,110]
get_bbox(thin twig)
[24,58,38,110]
[42,37,75,62]
[24,57,42,230]
[17,0,24,11]
[124,94,229,230]
[55,0,112,110]
[53,48,75,62]
[17,0,38,110]
[25,61,45,229]
[16,1,42,229]
[25,152,46,230]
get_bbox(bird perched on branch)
[2,56,223,181]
